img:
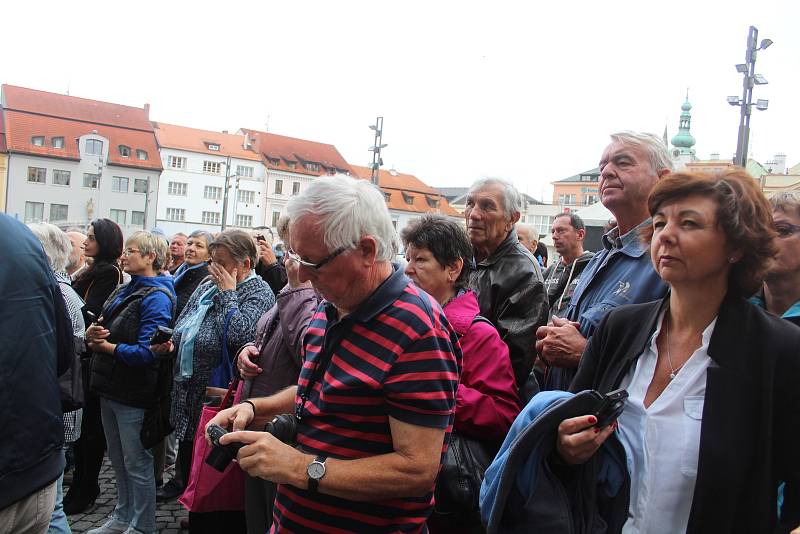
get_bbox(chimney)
[243,131,251,150]
[222,130,229,134]
[144,103,150,118]
[710,152,720,160]
[773,153,787,174]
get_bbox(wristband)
[242,400,256,417]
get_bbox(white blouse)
[617,311,717,534]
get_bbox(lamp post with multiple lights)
[728,25,772,167]
[369,117,387,185]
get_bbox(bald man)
[66,231,87,280]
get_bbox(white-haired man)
[207,175,461,533]
[66,230,87,280]
[466,177,548,392]
[537,132,671,390]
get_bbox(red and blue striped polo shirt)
[272,267,462,533]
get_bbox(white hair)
[286,174,397,262]
[610,131,674,173]
[468,177,522,219]
[28,222,72,272]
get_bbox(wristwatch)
[306,455,327,492]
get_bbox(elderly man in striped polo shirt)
[208,175,462,533]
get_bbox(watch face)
[308,461,325,480]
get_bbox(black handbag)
[140,357,175,448]
[434,432,500,520]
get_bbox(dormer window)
[267,157,280,166]
[86,139,103,155]
[207,143,220,151]
[303,162,320,172]
[287,161,297,169]
[136,149,148,160]
[51,137,65,149]
[31,136,45,146]
[425,196,439,208]
[119,145,131,157]
[384,192,391,202]
[402,192,414,205]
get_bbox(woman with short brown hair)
[553,169,799,532]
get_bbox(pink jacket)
[443,290,520,441]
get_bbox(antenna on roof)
[265,114,271,132]
[66,78,71,96]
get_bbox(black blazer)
[571,293,800,534]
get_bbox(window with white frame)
[203,161,222,174]
[237,190,255,204]
[207,143,220,151]
[303,162,320,172]
[52,169,71,186]
[168,181,187,196]
[204,186,222,200]
[52,137,65,149]
[31,136,45,146]
[132,211,145,226]
[583,194,598,205]
[27,167,46,183]
[271,211,280,227]
[136,149,148,160]
[25,202,44,222]
[236,165,254,177]
[166,208,185,221]
[112,176,129,193]
[83,173,100,188]
[292,181,300,195]
[237,214,253,228]
[202,211,221,225]
[86,139,103,155]
[50,204,68,221]
[134,178,148,193]
[168,156,187,169]
[274,179,283,195]
[110,209,126,225]
[119,145,131,157]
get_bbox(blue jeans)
[48,450,71,534]
[100,398,156,534]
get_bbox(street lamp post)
[369,117,387,185]
[728,26,772,167]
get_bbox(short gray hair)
[188,230,215,247]
[468,177,522,219]
[28,222,72,272]
[127,231,170,271]
[610,131,674,174]
[516,223,539,241]
[286,174,397,262]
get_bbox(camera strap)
[296,312,350,421]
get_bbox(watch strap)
[307,455,327,493]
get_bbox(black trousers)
[244,474,276,534]
[66,392,106,499]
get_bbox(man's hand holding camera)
[221,430,309,486]
[86,323,115,355]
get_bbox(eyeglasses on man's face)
[286,246,349,271]
[123,248,142,257]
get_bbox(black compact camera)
[206,424,246,472]
[264,414,298,445]
[592,389,628,428]
[149,326,173,346]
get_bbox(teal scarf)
[176,272,256,381]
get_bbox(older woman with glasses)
[85,231,176,534]
[552,170,800,533]
[152,230,274,528]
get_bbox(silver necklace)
[664,315,684,380]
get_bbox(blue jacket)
[480,390,628,533]
[545,221,667,390]
[103,274,175,367]
[0,214,67,509]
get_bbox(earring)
[729,257,736,263]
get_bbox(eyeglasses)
[774,223,800,238]
[123,248,141,256]
[286,246,349,271]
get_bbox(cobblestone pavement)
[64,456,188,533]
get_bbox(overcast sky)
[3,0,797,200]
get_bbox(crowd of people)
[0,130,798,534]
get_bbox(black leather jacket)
[469,229,548,390]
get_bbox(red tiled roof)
[2,85,154,131]
[1,85,161,170]
[240,128,353,177]
[3,110,162,170]
[153,122,261,161]
[350,165,461,217]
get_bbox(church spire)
[670,91,697,165]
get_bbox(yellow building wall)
[0,154,7,213]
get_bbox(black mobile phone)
[593,389,628,428]
[85,310,97,324]
[150,326,174,346]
